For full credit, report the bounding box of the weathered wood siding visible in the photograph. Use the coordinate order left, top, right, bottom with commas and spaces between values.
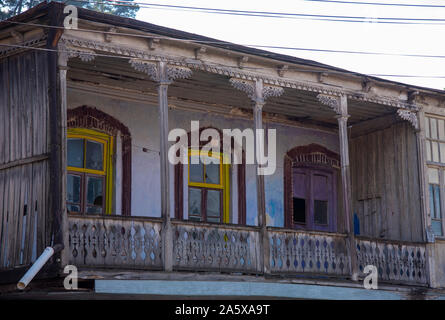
350, 122, 423, 242
0, 51, 50, 269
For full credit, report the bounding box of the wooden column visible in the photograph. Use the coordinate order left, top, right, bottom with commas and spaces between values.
129, 59, 192, 272
157, 61, 173, 272
56, 45, 68, 266
414, 109, 432, 242
337, 96, 359, 281
317, 93, 358, 281
253, 80, 269, 274
229, 78, 283, 274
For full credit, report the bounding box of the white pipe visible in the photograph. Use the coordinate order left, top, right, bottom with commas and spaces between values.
17, 246, 55, 290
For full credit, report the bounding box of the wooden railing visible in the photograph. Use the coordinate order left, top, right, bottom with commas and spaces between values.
355, 237, 427, 285
172, 220, 261, 273
67, 216, 428, 285
68, 215, 163, 269
268, 228, 351, 276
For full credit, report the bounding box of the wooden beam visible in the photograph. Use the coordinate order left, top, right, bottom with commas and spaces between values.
0, 154, 49, 171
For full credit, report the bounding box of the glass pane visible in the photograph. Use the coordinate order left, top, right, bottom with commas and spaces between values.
426, 141, 432, 161
67, 174, 81, 203
207, 189, 221, 221
85, 140, 104, 171
429, 184, 436, 219
431, 118, 438, 139
189, 155, 204, 183
86, 176, 103, 206
67, 204, 80, 213
434, 185, 441, 219
432, 220, 443, 236
439, 119, 445, 141
440, 143, 445, 163
205, 163, 220, 184
189, 187, 202, 219
314, 200, 328, 225
86, 206, 102, 214
425, 117, 430, 138
429, 168, 439, 184
293, 198, 306, 224
67, 138, 84, 168
432, 142, 439, 162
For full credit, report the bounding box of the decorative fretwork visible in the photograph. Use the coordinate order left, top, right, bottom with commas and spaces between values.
68, 216, 163, 269
292, 152, 340, 169
356, 239, 427, 285
229, 78, 284, 102
129, 59, 192, 82
269, 230, 351, 276
173, 222, 260, 273
397, 109, 419, 130
317, 94, 341, 114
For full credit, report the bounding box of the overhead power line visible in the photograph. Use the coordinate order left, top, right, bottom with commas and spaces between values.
66, 0, 445, 25
1, 42, 445, 80
303, 0, 445, 8
4, 20, 445, 60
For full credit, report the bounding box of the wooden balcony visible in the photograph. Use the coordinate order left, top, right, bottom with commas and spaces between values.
67, 215, 428, 286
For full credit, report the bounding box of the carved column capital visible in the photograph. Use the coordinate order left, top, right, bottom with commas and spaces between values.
229, 78, 284, 104
397, 109, 419, 130
129, 59, 192, 83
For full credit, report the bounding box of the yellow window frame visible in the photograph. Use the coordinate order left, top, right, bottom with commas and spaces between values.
67, 128, 114, 214
187, 149, 230, 223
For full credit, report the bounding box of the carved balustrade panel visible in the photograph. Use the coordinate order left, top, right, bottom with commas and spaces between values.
356, 239, 427, 285
68, 216, 162, 269
269, 229, 350, 276
173, 222, 261, 273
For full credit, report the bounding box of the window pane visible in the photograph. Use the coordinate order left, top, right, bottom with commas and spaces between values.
67, 138, 84, 168
293, 198, 306, 224
292, 171, 306, 198
86, 176, 103, 206
439, 119, 445, 141
432, 220, 443, 236
431, 118, 438, 139
432, 142, 440, 162
314, 200, 328, 225
67, 204, 81, 213
425, 117, 431, 138
86, 206, 102, 214
429, 168, 439, 184
429, 184, 436, 219
67, 174, 81, 203
85, 140, 104, 171
189, 187, 202, 220
426, 141, 432, 161
207, 189, 221, 222
189, 155, 204, 183
205, 163, 220, 184
434, 185, 441, 219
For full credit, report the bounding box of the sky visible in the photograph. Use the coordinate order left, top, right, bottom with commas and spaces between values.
136, 0, 445, 91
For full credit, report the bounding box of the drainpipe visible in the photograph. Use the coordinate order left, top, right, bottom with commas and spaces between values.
17, 244, 64, 290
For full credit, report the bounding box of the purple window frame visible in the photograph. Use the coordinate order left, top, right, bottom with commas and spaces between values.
290, 165, 337, 232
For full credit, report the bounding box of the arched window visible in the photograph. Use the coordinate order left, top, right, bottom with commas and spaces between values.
284, 144, 339, 232
187, 149, 230, 223
174, 127, 246, 225
67, 106, 132, 216
67, 128, 113, 214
